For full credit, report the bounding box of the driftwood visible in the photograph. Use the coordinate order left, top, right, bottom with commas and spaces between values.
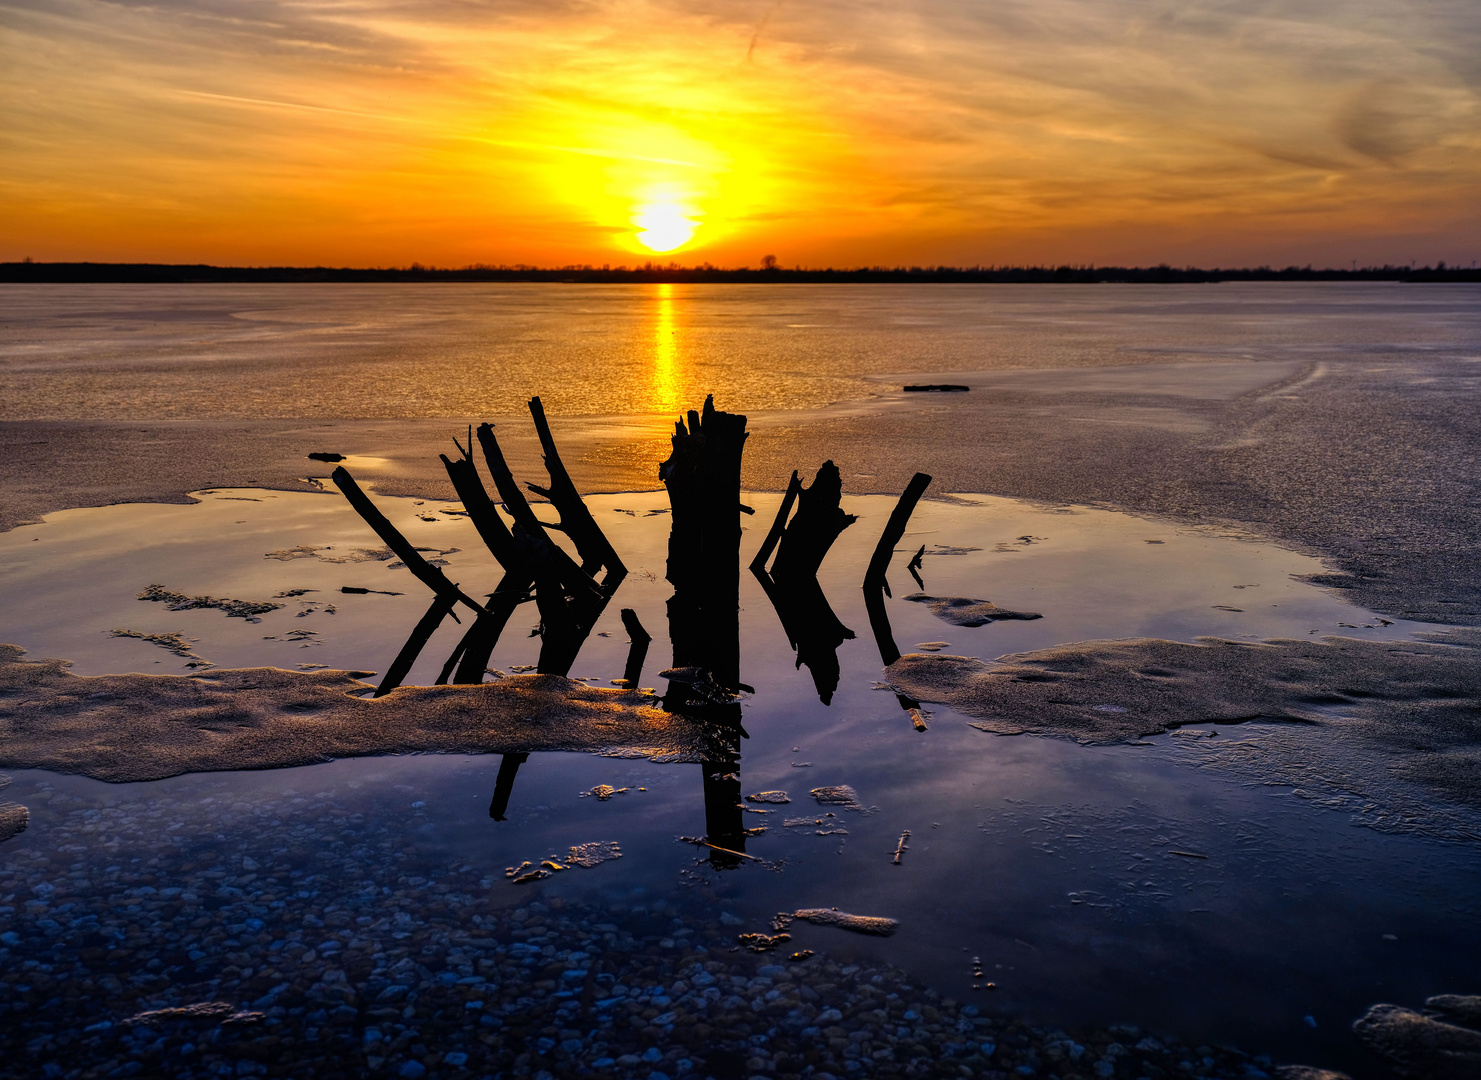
864, 472, 933, 596
330, 468, 486, 615
903, 384, 969, 393
768, 461, 857, 582
660, 396, 752, 868
475, 423, 605, 611
526, 397, 626, 581
892, 830, 911, 865
661, 395, 748, 692
442, 435, 522, 573
750, 471, 802, 572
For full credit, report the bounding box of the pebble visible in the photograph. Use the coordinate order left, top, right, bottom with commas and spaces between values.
0, 779, 1294, 1079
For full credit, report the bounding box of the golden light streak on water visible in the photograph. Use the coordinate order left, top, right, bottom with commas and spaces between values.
650, 282, 682, 412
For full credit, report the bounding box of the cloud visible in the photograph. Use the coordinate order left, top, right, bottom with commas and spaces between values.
2, 0, 1479, 263
1334, 79, 1472, 164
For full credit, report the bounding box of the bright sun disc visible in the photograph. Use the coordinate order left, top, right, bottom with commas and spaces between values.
634, 203, 698, 252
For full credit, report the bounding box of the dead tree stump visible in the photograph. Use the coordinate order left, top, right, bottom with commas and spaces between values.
769, 461, 857, 583
661, 395, 748, 691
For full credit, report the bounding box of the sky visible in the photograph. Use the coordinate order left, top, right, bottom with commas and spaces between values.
2, 0, 1479, 267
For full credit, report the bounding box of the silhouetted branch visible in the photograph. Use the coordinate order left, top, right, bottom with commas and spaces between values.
864, 472, 933, 597
524, 396, 626, 582
442, 446, 523, 574
749, 471, 802, 572
771, 461, 857, 582
475, 423, 605, 612
331, 467, 487, 615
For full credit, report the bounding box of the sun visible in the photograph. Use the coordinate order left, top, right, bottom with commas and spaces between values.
634, 201, 699, 253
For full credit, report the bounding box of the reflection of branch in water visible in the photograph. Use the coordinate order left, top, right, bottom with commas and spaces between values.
907, 544, 926, 590
752, 566, 854, 705
619, 608, 651, 690
864, 583, 930, 732
750, 470, 802, 572
489, 752, 528, 821
376, 593, 459, 697
444, 576, 533, 684
750, 462, 857, 704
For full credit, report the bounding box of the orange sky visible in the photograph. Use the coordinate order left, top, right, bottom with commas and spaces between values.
2, 0, 1479, 267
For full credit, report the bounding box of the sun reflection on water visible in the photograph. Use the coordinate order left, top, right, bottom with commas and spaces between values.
651, 282, 682, 413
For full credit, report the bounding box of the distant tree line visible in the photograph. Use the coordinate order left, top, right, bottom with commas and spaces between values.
2, 261, 1478, 284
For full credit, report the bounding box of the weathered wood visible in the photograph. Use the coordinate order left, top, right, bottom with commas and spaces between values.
661, 395, 749, 691
524, 396, 626, 581
376, 592, 459, 697
749, 471, 802, 571
619, 608, 651, 690
892, 830, 911, 864
771, 461, 857, 582
475, 424, 604, 610
331, 467, 487, 615
863, 472, 933, 597
442, 447, 523, 574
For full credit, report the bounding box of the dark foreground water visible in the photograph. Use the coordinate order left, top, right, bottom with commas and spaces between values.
2, 486, 1478, 1079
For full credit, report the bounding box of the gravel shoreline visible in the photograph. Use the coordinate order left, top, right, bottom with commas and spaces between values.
1, 778, 1296, 1080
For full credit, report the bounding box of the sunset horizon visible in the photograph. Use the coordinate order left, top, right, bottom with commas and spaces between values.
5, 0, 1479, 269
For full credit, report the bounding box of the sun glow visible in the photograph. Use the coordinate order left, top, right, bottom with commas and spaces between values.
634, 201, 700, 253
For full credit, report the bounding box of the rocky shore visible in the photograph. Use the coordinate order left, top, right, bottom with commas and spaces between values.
1, 778, 1292, 1080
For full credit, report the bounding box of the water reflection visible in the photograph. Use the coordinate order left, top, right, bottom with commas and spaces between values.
650, 282, 682, 413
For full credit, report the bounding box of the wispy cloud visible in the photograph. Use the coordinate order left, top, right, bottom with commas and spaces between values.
1, 0, 1477, 264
